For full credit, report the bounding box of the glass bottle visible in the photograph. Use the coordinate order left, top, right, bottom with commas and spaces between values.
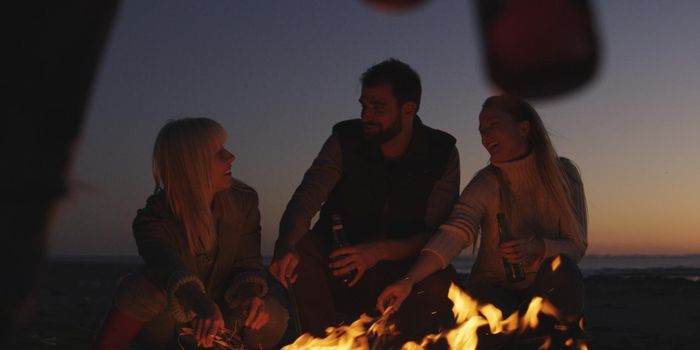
331, 214, 357, 284
497, 212, 526, 282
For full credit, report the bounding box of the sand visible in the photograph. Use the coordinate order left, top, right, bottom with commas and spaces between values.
3, 262, 699, 349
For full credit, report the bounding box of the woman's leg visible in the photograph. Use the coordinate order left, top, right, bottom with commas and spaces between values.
93, 304, 144, 350
94, 272, 168, 349
387, 265, 459, 346
462, 279, 526, 317
530, 255, 584, 323
226, 295, 289, 349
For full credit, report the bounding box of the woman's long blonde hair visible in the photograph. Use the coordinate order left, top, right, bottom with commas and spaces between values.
483, 95, 583, 232
152, 117, 233, 254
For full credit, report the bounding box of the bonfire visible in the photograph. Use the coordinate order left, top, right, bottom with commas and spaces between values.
177, 258, 587, 349
282, 256, 588, 350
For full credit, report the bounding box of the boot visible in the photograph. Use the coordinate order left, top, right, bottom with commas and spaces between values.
94, 304, 144, 350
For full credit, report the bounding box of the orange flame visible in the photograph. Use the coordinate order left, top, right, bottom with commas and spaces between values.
551, 256, 562, 272
283, 283, 585, 350
282, 314, 373, 350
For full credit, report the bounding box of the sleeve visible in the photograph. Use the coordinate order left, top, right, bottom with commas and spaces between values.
542, 158, 588, 262
132, 205, 205, 322
223, 190, 269, 309
132, 208, 191, 290
274, 134, 343, 257
423, 147, 461, 232
422, 168, 496, 268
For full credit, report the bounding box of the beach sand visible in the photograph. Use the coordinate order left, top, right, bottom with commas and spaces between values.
3, 262, 699, 349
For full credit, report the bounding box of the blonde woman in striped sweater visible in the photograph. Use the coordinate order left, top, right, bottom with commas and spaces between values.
378, 95, 587, 328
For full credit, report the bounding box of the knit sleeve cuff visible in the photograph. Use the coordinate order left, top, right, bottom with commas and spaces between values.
420, 248, 449, 269
166, 270, 205, 322
422, 229, 468, 269
223, 272, 269, 309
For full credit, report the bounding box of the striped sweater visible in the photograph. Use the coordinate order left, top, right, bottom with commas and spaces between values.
423, 152, 587, 289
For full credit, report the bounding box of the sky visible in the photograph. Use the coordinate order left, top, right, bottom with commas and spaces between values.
50, 0, 700, 257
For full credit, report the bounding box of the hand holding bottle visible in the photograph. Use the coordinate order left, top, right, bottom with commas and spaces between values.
499, 236, 545, 265
328, 242, 384, 287
497, 213, 526, 282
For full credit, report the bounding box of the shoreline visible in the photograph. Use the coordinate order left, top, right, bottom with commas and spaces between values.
47, 254, 700, 277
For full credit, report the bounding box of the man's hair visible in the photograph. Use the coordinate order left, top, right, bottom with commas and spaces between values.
361, 58, 422, 110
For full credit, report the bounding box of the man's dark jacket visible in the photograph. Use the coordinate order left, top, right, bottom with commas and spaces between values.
312, 117, 456, 245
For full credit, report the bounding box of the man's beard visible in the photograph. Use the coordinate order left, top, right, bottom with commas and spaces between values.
363, 115, 402, 145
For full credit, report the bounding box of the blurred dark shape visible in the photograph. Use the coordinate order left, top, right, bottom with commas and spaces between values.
1, 1, 119, 342
363, 0, 431, 13
476, 0, 600, 99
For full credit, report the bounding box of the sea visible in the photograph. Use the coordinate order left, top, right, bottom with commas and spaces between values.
52, 254, 700, 276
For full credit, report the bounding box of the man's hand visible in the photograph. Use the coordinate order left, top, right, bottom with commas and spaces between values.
499, 236, 545, 265
376, 277, 413, 314
328, 242, 385, 287
241, 297, 270, 330
268, 250, 300, 289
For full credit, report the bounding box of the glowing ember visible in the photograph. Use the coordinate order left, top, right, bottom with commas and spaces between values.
282, 283, 587, 350
178, 327, 242, 349
551, 256, 562, 271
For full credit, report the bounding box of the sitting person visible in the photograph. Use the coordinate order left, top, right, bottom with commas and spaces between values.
378, 95, 588, 338
268, 59, 461, 346
95, 117, 288, 349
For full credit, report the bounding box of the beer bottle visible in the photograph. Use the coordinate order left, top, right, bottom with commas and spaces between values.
497, 212, 526, 282
330, 214, 357, 284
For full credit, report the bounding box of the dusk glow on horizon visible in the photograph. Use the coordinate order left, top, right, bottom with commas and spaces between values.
51, 0, 700, 257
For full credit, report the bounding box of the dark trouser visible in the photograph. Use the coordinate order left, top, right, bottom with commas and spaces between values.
108, 272, 288, 349
464, 255, 585, 324
290, 233, 458, 345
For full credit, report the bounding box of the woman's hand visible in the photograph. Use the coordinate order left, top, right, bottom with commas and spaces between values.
177, 282, 224, 348
192, 300, 224, 348
328, 242, 385, 287
499, 236, 544, 265
241, 296, 270, 330
376, 277, 414, 314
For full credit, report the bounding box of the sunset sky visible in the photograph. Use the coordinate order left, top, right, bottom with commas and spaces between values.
50, 0, 700, 257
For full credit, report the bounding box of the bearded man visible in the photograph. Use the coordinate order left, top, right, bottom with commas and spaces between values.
269, 58, 460, 345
